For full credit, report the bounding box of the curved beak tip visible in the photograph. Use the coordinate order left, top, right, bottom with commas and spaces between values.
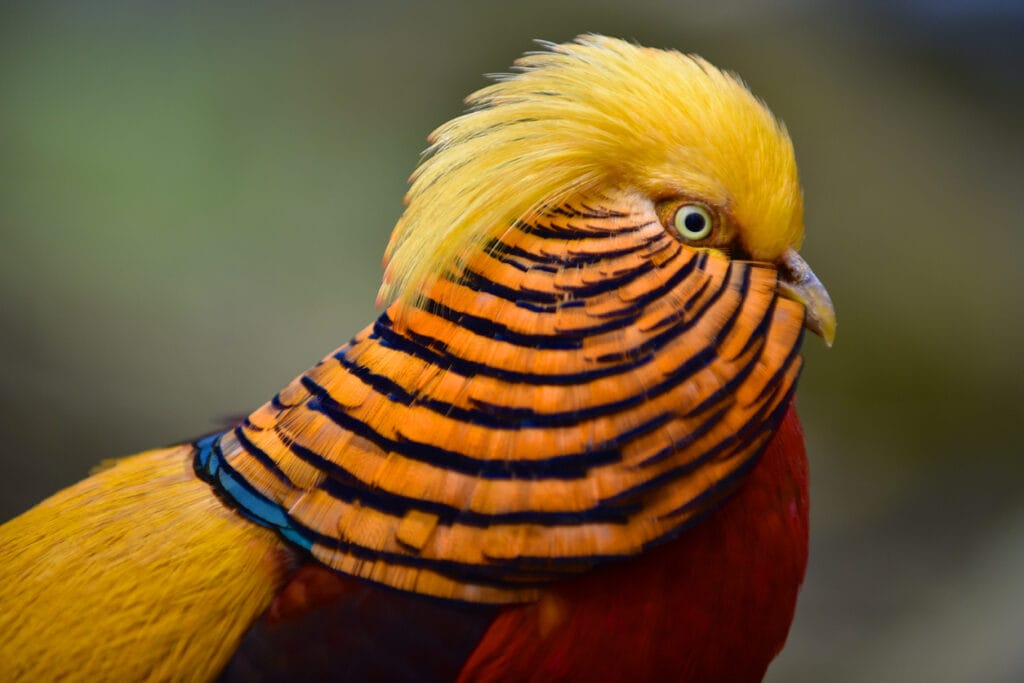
777, 249, 836, 348
815, 313, 837, 348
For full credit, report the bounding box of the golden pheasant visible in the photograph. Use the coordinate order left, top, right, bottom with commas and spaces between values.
0, 35, 834, 681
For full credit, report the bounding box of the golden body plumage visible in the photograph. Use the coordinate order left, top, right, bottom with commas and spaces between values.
0, 447, 291, 680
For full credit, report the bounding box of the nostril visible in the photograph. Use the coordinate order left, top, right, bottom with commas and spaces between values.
778, 249, 810, 284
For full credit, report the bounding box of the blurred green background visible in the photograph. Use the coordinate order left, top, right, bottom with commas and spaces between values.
2, 1, 1022, 680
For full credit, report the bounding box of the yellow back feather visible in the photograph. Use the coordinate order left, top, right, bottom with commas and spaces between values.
0, 446, 292, 681
380, 34, 803, 305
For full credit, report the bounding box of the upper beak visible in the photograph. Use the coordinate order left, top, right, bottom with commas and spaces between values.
776, 249, 836, 347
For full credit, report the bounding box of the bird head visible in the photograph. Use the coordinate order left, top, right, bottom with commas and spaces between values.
379, 34, 834, 345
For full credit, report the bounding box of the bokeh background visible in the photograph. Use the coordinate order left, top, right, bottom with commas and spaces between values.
2, 1, 1022, 680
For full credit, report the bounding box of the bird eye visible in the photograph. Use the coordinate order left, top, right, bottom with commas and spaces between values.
672, 204, 714, 241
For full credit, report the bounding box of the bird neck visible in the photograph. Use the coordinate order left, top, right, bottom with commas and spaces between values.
391, 190, 682, 340
213, 190, 804, 602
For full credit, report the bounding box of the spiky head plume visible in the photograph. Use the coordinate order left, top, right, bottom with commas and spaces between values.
379, 34, 803, 305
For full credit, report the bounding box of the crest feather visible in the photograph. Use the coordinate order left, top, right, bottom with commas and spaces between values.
378, 35, 801, 306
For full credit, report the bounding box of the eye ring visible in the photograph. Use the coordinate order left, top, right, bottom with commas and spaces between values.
672, 204, 714, 241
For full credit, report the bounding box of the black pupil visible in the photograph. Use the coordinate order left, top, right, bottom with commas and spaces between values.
684, 211, 706, 233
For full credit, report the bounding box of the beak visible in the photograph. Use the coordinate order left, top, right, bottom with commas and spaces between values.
776, 249, 836, 347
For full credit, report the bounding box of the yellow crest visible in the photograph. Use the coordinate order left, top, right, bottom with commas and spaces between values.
380, 34, 803, 305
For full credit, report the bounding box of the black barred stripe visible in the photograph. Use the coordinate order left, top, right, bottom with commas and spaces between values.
513, 219, 655, 240
642, 237, 676, 259
300, 375, 680, 479
606, 436, 774, 565
483, 477, 757, 569
306, 382, 796, 584
301, 518, 574, 587
448, 268, 559, 306
233, 426, 294, 486
334, 341, 715, 429
489, 252, 531, 273
550, 204, 629, 219
516, 299, 579, 314
483, 241, 692, 317
277, 341, 788, 526
420, 298, 584, 350
602, 352, 798, 507
735, 296, 777, 360
711, 271, 751, 344
481, 424, 772, 570
661, 455, 761, 524
589, 380, 796, 520
445, 270, 647, 332
372, 316, 655, 385
271, 387, 311, 410
278, 436, 638, 527
682, 276, 712, 312
453, 244, 692, 332
195, 436, 296, 532
633, 404, 732, 467
206, 441, 566, 588
582, 247, 698, 321
485, 237, 653, 268
453, 257, 656, 306
751, 323, 805, 407
657, 383, 797, 521
374, 263, 743, 390
380, 253, 708, 378
596, 262, 743, 363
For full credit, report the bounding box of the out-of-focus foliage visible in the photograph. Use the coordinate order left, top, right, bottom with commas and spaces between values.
1, 2, 1021, 681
